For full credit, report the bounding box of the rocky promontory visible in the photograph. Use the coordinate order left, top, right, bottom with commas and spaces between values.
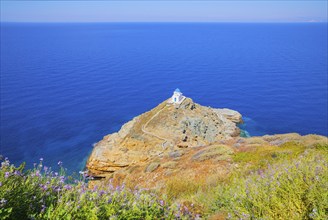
86, 97, 242, 176
86, 96, 327, 190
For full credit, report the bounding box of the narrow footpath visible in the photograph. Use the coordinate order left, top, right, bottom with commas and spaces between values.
141, 105, 170, 149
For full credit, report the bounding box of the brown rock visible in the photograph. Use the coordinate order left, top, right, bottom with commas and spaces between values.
86, 97, 243, 180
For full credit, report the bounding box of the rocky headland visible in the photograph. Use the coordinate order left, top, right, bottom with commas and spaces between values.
86, 96, 327, 189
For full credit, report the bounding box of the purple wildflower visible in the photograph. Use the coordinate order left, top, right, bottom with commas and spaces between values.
0, 182, 2, 187
40, 184, 48, 191
246, 189, 250, 196
175, 212, 181, 218
79, 171, 88, 179
99, 190, 105, 196
35, 170, 41, 177
58, 161, 63, 166
0, 198, 7, 205
1, 158, 10, 167
59, 176, 65, 183
40, 158, 43, 161
43, 166, 48, 172
4, 172, 9, 178
64, 185, 72, 190
242, 212, 248, 219
41, 204, 46, 213
184, 206, 189, 213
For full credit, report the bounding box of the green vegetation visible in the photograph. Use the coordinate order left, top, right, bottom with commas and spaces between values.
166, 143, 328, 219
233, 141, 306, 171
213, 150, 328, 219
0, 159, 192, 220
1, 142, 327, 219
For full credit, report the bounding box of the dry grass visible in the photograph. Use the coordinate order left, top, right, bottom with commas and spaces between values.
165, 177, 202, 201
244, 137, 267, 145
191, 145, 233, 162
301, 134, 328, 147
90, 134, 328, 219
233, 141, 306, 166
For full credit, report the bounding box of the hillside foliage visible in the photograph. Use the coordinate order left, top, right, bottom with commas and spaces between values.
1, 143, 327, 219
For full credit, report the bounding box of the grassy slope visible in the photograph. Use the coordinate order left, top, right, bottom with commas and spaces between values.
164, 142, 328, 219
1, 140, 327, 219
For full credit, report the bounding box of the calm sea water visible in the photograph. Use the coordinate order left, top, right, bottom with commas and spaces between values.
1, 23, 327, 172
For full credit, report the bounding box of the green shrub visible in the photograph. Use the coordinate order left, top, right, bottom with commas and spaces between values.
213, 150, 328, 219
0, 158, 190, 220
314, 143, 328, 151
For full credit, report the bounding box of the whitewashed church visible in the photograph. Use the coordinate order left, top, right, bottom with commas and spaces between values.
169, 88, 186, 104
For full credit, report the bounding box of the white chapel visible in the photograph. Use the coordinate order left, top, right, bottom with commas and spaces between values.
170, 88, 185, 104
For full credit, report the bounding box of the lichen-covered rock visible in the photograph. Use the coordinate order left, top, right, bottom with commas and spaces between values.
145, 162, 160, 172
162, 161, 178, 169
168, 151, 184, 158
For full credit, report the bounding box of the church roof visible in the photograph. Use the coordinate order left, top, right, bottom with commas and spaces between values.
175, 88, 181, 93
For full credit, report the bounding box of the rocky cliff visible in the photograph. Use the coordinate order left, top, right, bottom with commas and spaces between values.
86, 97, 327, 190
86, 98, 242, 177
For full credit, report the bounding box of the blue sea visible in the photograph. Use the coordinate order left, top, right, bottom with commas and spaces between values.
1, 23, 327, 173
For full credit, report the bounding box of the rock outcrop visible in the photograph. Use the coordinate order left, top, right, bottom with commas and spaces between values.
86, 97, 327, 190
86, 98, 242, 177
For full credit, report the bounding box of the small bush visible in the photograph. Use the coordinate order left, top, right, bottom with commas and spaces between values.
314, 143, 328, 151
